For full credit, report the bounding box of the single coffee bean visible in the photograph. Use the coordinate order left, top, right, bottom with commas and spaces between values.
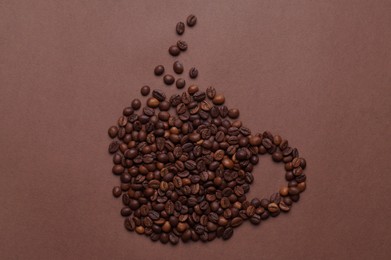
273, 135, 282, 145
177, 40, 188, 51
222, 227, 233, 240
268, 203, 279, 213
212, 94, 225, 105
173, 61, 184, 74
206, 86, 216, 99
176, 78, 186, 89
228, 108, 240, 119
140, 85, 150, 96
176, 21, 185, 35
108, 126, 119, 138
250, 214, 261, 225
154, 65, 165, 76
272, 151, 283, 162
131, 99, 141, 110
279, 186, 289, 196
189, 67, 198, 79
186, 14, 197, 27
152, 89, 166, 101
169, 45, 180, 56
297, 182, 306, 192
231, 217, 243, 227
279, 201, 290, 212
121, 207, 132, 216
112, 186, 122, 197
163, 74, 175, 85
146, 99, 159, 110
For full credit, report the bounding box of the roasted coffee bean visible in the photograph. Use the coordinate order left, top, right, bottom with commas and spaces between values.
147, 97, 160, 108
169, 45, 180, 56
231, 217, 243, 227
131, 99, 141, 110
228, 108, 240, 119
140, 85, 150, 96
176, 22, 185, 35
108, 141, 120, 154
212, 94, 225, 105
186, 14, 197, 27
163, 74, 175, 85
272, 151, 283, 162
173, 61, 184, 74
267, 203, 279, 213
108, 126, 119, 138
176, 78, 186, 89
152, 89, 166, 101
222, 227, 233, 240
177, 40, 188, 51
250, 214, 261, 225
112, 186, 122, 197
154, 65, 165, 76
189, 67, 198, 79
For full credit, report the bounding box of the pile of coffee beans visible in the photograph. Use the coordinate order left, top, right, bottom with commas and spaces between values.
107, 15, 307, 245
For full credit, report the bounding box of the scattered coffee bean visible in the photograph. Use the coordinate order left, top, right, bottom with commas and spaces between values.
169, 45, 180, 56
163, 74, 175, 85
112, 186, 122, 197
212, 94, 225, 105
186, 14, 197, 27
131, 99, 141, 110
108, 126, 119, 138
176, 22, 185, 35
154, 65, 165, 76
140, 85, 150, 96
176, 78, 186, 89
228, 108, 239, 119
189, 67, 198, 79
177, 40, 188, 51
173, 61, 184, 74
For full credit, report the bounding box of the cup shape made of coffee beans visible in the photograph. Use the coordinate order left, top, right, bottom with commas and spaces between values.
108, 86, 307, 245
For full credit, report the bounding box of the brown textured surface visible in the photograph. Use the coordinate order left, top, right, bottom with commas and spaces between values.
1, 1, 391, 259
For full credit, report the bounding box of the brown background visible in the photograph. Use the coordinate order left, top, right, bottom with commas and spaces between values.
1, 0, 390, 259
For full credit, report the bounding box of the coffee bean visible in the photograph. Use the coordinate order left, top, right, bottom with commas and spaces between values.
169, 45, 180, 56
250, 214, 261, 225
272, 151, 283, 162
177, 40, 188, 51
131, 99, 141, 110
228, 108, 240, 119
206, 86, 216, 99
108, 126, 119, 138
279, 186, 289, 196
176, 78, 186, 89
297, 182, 306, 192
140, 85, 150, 96
186, 14, 197, 27
176, 22, 185, 35
108, 141, 120, 154
154, 65, 165, 76
267, 203, 279, 213
189, 67, 198, 79
279, 201, 290, 212
112, 186, 122, 197
152, 89, 166, 102
231, 217, 243, 227
163, 74, 175, 85
212, 94, 225, 105
173, 61, 183, 74
222, 227, 233, 240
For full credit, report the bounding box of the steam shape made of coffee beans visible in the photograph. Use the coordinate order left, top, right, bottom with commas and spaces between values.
108, 14, 307, 245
